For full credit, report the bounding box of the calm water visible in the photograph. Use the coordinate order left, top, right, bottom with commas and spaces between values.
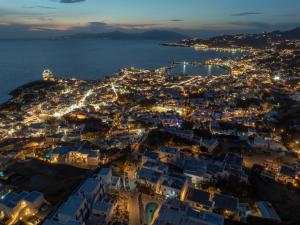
0, 39, 241, 103
167, 64, 226, 76
146, 202, 158, 224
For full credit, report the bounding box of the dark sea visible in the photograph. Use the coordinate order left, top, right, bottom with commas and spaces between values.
0, 39, 242, 103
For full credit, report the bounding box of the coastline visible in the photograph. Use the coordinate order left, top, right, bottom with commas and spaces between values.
0, 39, 243, 105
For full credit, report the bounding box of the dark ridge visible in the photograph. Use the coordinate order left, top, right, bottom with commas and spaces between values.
61, 30, 190, 41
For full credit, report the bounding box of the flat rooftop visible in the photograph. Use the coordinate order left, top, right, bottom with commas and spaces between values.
78, 178, 100, 194
186, 207, 224, 225
58, 195, 85, 217
185, 188, 212, 208
159, 146, 178, 154
98, 167, 111, 176
256, 201, 281, 221
213, 193, 239, 213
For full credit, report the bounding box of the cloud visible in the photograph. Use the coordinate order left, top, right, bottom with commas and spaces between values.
229, 21, 271, 30
23, 6, 57, 10
37, 6, 57, 9
59, 0, 86, 3
0, 8, 45, 18
77, 21, 168, 32
22, 6, 34, 9
113, 23, 164, 29
0, 21, 113, 39
170, 19, 184, 22
279, 13, 300, 17
227, 21, 300, 32
231, 12, 262, 17
0, 20, 174, 38
1, 19, 299, 39
83, 21, 115, 32
37, 17, 54, 22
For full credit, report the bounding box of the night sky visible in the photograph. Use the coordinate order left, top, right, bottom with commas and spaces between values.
0, 0, 300, 38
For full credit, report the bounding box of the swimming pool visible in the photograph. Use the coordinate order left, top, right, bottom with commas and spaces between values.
145, 202, 158, 224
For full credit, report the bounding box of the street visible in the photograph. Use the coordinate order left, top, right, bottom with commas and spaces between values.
127, 192, 141, 225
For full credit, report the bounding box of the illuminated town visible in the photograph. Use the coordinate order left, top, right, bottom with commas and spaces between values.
0, 28, 299, 225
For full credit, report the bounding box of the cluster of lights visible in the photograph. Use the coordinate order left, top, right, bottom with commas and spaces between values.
273, 75, 281, 81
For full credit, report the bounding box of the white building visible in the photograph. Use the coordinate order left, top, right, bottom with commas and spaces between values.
156, 173, 189, 200
92, 201, 114, 224
158, 146, 180, 165
142, 160, 169, 174
67, 149, 100, 167
248, 137, 287, 152
49, 147, 100, 167
111, 176, 122, 191
56, 195, 89, 224
200, 138, 219, 153
44, 219, 83, 225
97, 167, 112, 193
77, 178, 101, 205
255, 201, 281, 222
165, 128, 194, 141
0, 191, 44, 223
142, 150, 159, 164
153, 200, 224, 225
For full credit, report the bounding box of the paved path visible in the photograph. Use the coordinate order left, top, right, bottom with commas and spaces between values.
127, 192, 141, 225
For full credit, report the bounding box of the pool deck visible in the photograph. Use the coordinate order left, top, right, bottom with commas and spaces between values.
142, 194, 164, 224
